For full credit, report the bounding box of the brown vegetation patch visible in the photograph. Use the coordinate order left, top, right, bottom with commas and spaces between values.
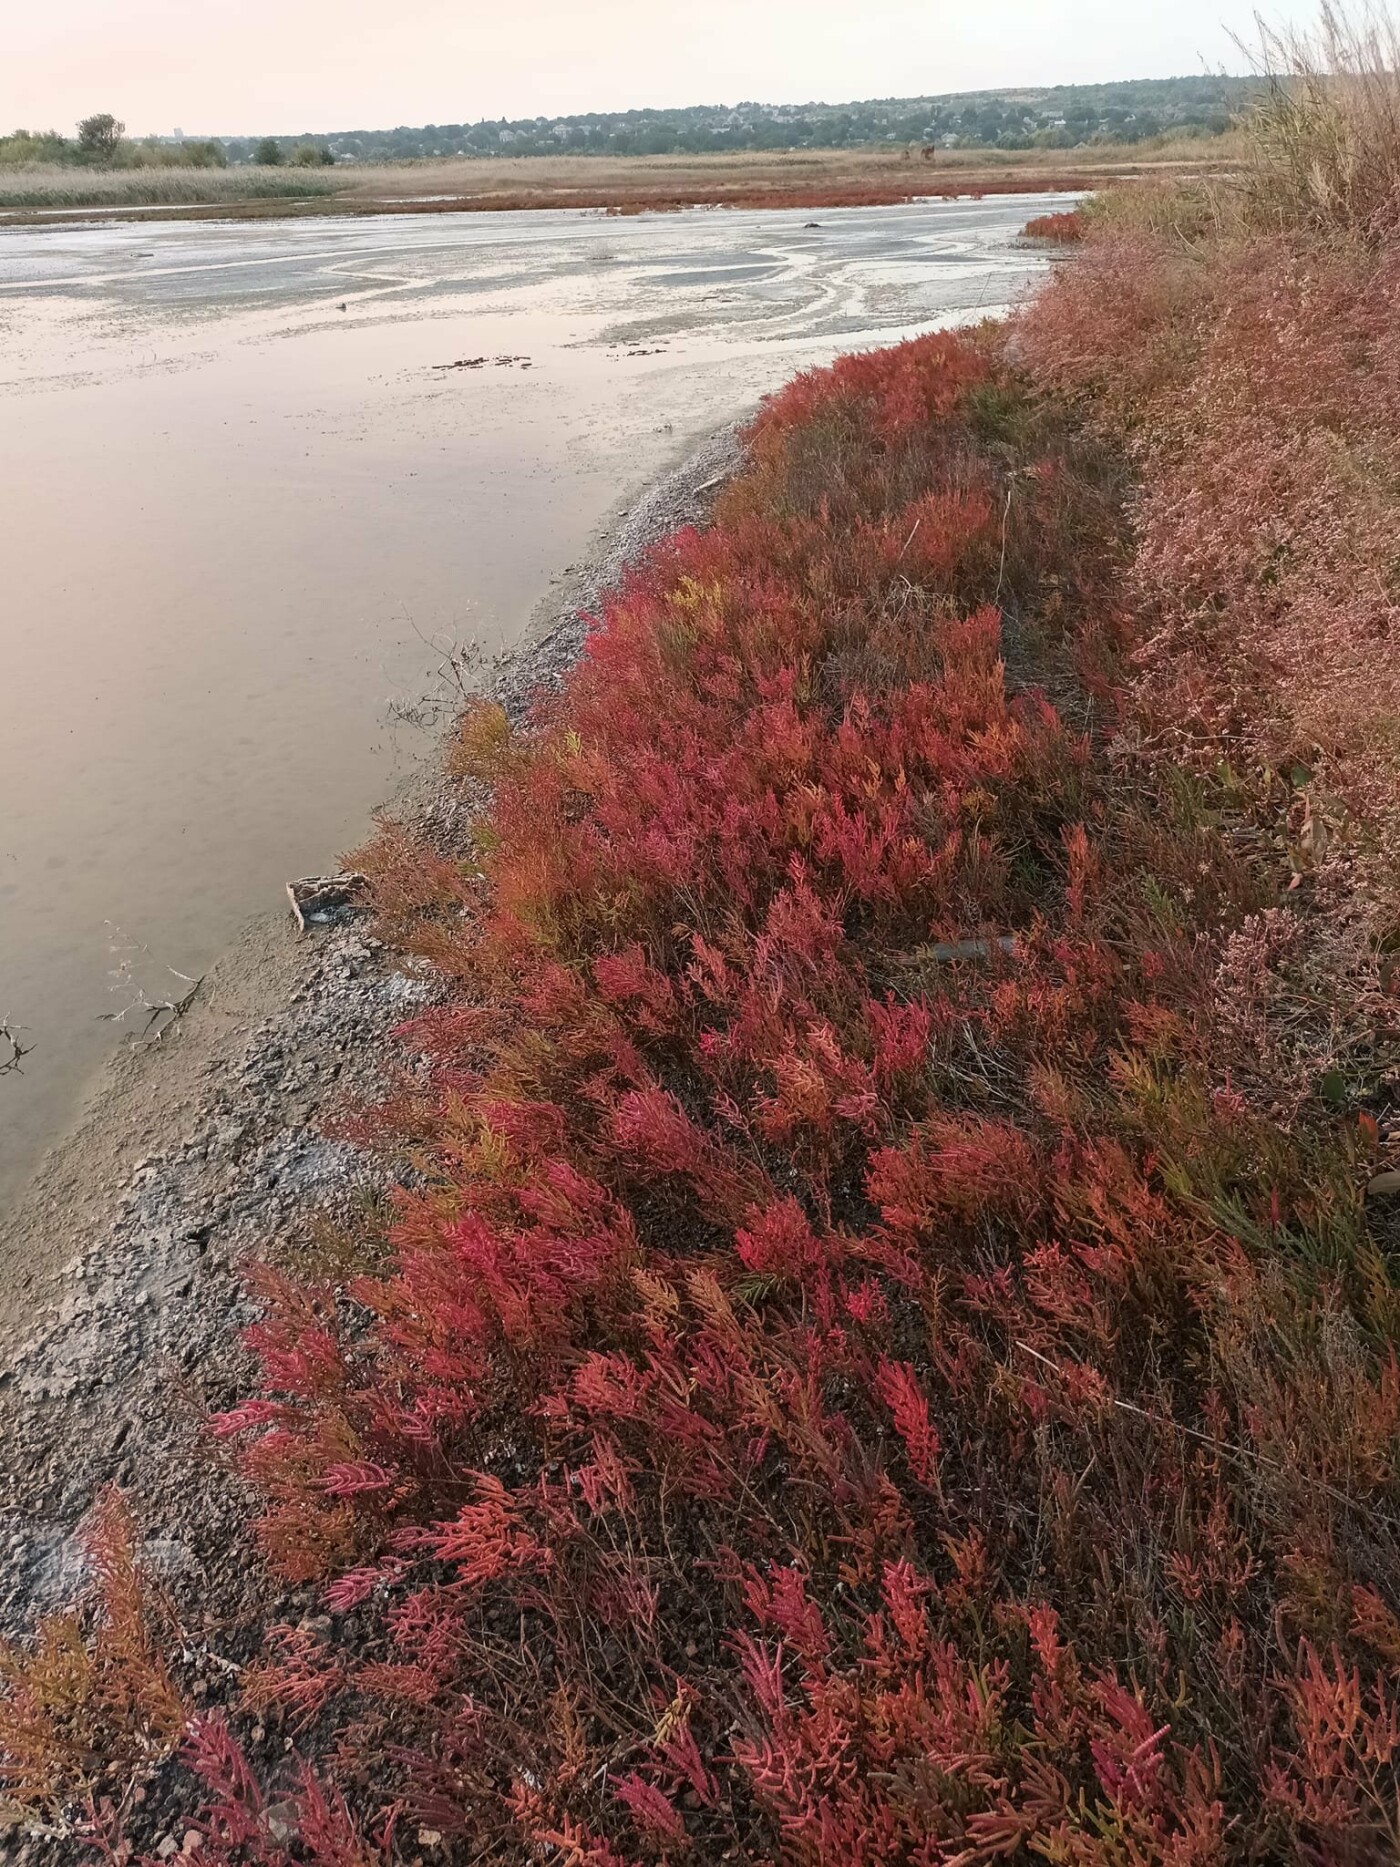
2, 139, 1236, 224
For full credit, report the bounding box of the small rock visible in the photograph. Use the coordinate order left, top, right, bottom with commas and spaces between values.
264, 1801, 297, 1845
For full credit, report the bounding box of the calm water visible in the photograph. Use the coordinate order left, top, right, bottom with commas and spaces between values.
0, 194, 1064, 1209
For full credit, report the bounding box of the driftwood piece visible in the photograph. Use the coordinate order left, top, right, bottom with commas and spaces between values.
0, 1018, 31, 1075
286, 872, 370, 935
96, 974, 202, 1044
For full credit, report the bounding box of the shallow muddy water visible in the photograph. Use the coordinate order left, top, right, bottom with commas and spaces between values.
0, 194, 1065, 1211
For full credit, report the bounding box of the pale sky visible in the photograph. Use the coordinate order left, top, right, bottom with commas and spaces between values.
5, 1, 1319, 137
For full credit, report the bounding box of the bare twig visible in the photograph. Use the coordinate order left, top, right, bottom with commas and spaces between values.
98, 925, 203, 1045
404, 610, 482, 707
0, 1017, 32, 1075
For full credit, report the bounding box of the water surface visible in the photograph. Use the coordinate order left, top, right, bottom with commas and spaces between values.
0, 195, 1065, 1209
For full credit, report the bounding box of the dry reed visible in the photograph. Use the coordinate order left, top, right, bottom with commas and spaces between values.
0, 165, 341, 212
1244, 1, 1400, 234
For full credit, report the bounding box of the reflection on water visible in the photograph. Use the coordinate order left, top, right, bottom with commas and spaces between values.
0, 195, 1064, 1209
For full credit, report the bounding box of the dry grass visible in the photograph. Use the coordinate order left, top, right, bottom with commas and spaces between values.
1090, 4, 1400, 245
1016, 7, 1400, 1142
0, 1492, 187, 1831
0, 164, 340, 213
1244, 0, 1400, 234
338, 137, 1232, 200
1, 137, 1236, 223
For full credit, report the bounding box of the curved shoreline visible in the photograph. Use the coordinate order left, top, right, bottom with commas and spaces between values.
0, 179, 1086, 230
0, 424, 741, 1653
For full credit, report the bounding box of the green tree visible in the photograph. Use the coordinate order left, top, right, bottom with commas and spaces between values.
76, 113, 124, 161
182, 139, 228, 168
292, 140, 333, 167
0, 129, 71, 165
254, 136, 283, 166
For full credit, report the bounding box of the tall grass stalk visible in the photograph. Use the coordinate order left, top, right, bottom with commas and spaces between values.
1245, 1, 1400, 234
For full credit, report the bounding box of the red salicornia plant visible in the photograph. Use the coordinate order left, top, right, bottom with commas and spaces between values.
189, 323, 1400, 1862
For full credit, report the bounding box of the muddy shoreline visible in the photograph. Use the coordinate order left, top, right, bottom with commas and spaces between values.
0, 423, 740, 1855
0, 178, 1082, 230
4, 194, 1061, 1217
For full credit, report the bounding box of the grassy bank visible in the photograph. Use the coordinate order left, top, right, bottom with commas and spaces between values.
7, 19, 1400, 1861
0, 166, 342, 211
0, 139, 1232, 221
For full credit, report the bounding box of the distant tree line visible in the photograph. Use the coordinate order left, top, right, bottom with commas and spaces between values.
222, 76, 1254, 164
2, 78, 1257, 174
0, 113, 226, 168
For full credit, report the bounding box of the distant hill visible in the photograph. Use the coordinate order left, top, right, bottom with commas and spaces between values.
220, 75, 1257, 165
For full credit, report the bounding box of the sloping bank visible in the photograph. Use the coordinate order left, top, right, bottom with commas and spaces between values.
6, 244, 1400, 1859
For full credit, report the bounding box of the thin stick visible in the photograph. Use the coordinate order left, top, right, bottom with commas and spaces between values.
894, 515, 923, 565
994, 484, 1014, 607
0, 1017, 32, 1074
1013, 1339, 1398, 1529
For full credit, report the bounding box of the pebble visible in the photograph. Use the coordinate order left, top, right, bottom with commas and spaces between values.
265, 1802, 297, 1845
